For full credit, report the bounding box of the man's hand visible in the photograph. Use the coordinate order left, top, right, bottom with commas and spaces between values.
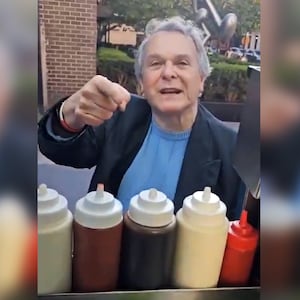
62, 75, 131, 129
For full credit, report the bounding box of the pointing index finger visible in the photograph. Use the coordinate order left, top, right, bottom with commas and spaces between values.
93, 75, 130, 107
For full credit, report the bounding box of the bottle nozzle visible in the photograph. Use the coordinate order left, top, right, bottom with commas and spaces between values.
149, 188, 157, 200
240, 210, 248, 227
38, 184, 48, 196
202, 186, 211, 202
95, 183, 105, 200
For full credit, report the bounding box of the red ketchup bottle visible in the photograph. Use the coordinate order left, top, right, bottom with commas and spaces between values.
218, 210, 259, 287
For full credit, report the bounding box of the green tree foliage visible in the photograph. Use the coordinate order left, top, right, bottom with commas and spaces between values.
214, 0, 260, 35
102, 0, 193, 32
100, 0, 259, 41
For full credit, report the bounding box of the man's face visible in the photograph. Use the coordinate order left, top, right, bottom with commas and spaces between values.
141, 31, 205, 115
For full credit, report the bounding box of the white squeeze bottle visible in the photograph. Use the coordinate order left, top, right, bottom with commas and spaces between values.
37, 184, 73, 295
173, 187, 229, 288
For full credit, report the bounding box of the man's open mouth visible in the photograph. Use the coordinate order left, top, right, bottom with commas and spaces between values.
159, 88, 182, 94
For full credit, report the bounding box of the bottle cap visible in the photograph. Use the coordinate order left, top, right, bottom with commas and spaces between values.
38, 184, 70, 230
181, 187, 227, 227
228, 210, 259, 250
128, 188, 174, 227
75, 184, 123, 229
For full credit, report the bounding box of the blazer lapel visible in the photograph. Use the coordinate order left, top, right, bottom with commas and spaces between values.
174, 106, 221, 212
106, 98, 152, 195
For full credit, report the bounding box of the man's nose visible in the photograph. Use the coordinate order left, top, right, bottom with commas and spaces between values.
161, 61, 177, 80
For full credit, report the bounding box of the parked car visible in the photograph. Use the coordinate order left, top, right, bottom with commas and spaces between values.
239, 48, 246, 56
207, 46, 218, 55
245, 49, 260, 63
225, 47, 244, 59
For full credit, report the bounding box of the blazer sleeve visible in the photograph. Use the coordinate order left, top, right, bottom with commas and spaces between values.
38, 100, 107, 169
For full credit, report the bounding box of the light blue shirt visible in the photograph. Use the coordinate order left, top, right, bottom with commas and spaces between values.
117, 119, 191, 211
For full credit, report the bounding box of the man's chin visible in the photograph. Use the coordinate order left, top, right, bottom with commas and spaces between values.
152, 104, 187, 115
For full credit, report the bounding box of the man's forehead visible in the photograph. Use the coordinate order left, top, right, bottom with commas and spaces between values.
146, 53, 193, 60
148, 30, 193, 43
145, 32, 197, 56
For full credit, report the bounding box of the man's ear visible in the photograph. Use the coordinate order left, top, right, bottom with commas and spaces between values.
199, 77, 205, 97
137, 81, 144, 96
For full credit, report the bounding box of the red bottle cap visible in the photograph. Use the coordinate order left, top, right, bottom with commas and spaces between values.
227, 210, 259, 251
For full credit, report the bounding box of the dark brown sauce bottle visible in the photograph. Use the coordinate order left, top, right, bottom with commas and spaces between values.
119, 188, 176, 290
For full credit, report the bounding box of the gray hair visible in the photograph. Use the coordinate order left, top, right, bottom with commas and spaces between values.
134, 16, 211, 81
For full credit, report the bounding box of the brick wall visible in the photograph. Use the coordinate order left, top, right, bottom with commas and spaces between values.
39, 0, 97, 108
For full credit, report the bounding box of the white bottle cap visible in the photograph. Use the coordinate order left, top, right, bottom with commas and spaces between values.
75, 184, 123, 229
38, 184, 70, 230
181, 187, 227, 227
128, 188, 174, 227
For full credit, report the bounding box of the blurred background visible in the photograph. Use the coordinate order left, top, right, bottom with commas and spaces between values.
0, 0, 300, 298
261, 0, 300, 299
0, 1, 37, 298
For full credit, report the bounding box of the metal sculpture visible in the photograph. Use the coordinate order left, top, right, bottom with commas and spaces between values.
192, 0, 237, 45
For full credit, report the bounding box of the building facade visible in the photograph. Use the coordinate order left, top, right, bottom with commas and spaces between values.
39, 0, 98, 109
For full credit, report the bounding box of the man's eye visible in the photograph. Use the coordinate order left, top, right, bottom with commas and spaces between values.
151, 61, 161, 66
178, 61, 189, 66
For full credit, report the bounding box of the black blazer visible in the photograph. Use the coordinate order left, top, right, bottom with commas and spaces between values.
38, 95, 244, 220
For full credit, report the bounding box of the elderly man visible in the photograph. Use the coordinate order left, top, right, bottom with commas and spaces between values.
38, 17, 243, 220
